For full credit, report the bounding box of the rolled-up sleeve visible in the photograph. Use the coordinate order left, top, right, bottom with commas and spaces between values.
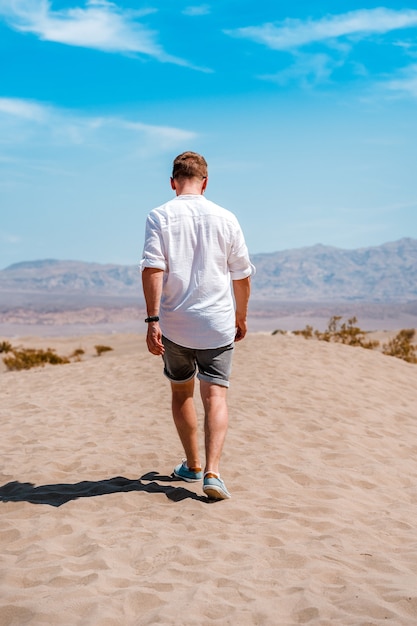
228, 223, 256, 280
139, 212, 167, 273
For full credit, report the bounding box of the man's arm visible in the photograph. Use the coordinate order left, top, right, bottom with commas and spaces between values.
232, 276, 251, 342
142, 267, 165, 355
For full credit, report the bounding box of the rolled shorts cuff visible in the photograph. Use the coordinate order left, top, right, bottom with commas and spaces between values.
197, 372, 230, 388
163, 369, 196, 384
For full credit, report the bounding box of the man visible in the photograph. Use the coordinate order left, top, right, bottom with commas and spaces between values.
140, 151, 254, 500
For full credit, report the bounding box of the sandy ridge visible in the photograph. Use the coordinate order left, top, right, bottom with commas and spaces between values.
1, 333, 417, 625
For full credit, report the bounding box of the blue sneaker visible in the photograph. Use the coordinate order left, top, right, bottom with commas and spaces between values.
203, 472, 231, 500
173, 460, 203, 483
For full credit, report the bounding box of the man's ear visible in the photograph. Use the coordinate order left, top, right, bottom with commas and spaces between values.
202, 177, 208, 193
170, 177, 176, 190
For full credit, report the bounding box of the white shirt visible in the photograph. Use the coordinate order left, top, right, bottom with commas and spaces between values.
140, 194, 255, 349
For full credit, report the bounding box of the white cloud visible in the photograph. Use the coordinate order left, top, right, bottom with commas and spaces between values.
0, 97, 49, 122
0, 0, 192, 66
0, 97, 197, 148
0, 230, 22, 245
226, 8, 417, 50
260, 52, 338, 87
225, 8, 417, 89
183, 5, 211, 17
383, 63, 417, 98
120, 119, 197, 144
392, 39, 417, 62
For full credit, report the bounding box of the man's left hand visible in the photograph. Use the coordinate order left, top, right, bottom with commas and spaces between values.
146, 323, 165, 355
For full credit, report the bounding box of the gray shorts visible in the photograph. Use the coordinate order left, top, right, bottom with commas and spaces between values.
162, 336, 234, 388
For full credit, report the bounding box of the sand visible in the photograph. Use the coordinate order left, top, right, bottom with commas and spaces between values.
1, 331, 417, 625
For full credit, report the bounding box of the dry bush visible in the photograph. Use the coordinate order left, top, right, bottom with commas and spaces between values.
274, 316, 379, 351
95, 345, 113, 356
3, 348, 70, 371
293, 325, 314, 339
1, 342, 112, 371
272, 315, 417, 364
315, 316, 379, 350
70, 348, 85, 362
382, 329, 417, 364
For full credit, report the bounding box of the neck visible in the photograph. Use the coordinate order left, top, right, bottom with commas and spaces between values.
176, 183, 204, 196
171, 177, 207, 196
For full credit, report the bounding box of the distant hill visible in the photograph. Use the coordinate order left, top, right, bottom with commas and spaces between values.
0, 259, 138, 298
251, 238, 417, 302
1, 238, 416, 310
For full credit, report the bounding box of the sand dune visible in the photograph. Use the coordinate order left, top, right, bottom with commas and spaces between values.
1, 332, 417, 625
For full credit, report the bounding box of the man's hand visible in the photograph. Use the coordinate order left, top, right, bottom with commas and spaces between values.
235, 317, 247, 342
233, 276, 250, 342
142, 267, 164, 355
146, 322, 165, 355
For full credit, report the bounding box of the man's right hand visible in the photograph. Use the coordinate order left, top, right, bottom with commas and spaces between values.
235, 317, 247, 342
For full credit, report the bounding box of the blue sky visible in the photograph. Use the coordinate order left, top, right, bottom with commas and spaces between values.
1, 0, 417, 268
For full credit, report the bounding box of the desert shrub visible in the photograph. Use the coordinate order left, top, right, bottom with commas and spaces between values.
315, 316, 379, 349
70, 348, 85, 361
279, 316, 379, 351
0, 341, 13, 353
271, 327, 314, 338
3, 348, 70, 371
95, 345, 113, 356
293, 325, 314, 339
272, 315, 417, 364
315, 315, 343, 342
382, 329, 417, 364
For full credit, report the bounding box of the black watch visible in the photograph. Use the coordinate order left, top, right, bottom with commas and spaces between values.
145, 316, 160, 323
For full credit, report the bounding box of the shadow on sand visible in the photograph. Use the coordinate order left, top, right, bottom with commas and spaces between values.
0, 472, 210, 507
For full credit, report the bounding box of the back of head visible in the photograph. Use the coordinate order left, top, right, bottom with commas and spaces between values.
172, 151, 208, 181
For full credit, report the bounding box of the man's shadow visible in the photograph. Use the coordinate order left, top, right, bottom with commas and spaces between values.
0, 472, 210, 507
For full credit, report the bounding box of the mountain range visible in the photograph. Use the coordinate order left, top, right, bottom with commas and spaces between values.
1, 238, 416, 309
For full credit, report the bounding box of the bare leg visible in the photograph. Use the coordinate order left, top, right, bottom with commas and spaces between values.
171, 379, 201, 470
199, 380, 228, 475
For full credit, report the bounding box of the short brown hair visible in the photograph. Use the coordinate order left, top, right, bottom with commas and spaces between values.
172, 151, 208, 180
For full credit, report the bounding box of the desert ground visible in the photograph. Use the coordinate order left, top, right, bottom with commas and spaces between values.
1, 329, 417, 625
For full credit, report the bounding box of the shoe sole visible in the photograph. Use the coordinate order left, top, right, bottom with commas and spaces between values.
203, 485, 231, 500
173, 471, 202, 483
